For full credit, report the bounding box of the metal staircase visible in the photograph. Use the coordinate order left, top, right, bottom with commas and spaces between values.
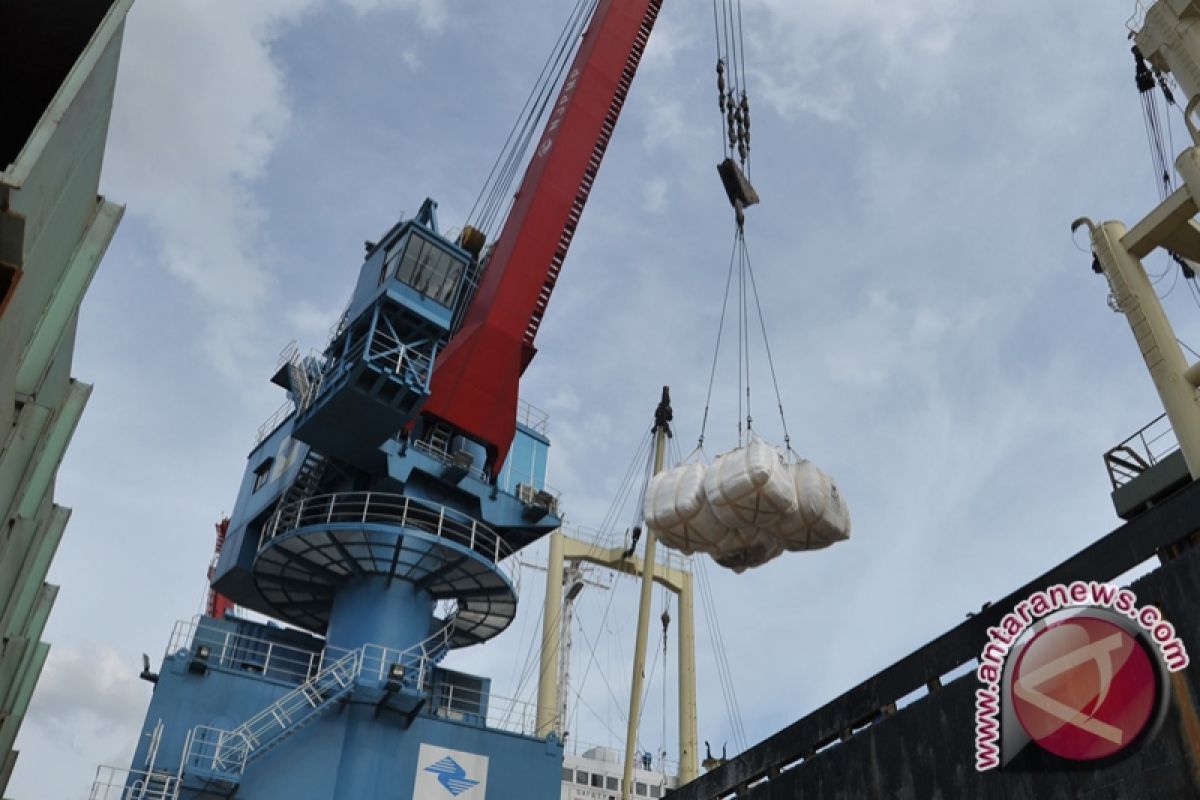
178, 622, 454, 792
181, 649, 359, 787
270, 449, 328, 535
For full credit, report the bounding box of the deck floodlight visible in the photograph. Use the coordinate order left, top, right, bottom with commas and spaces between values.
188, 644, 212, 675
385, 662, 406, 692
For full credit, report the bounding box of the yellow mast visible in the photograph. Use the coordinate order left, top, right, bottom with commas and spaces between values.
534, 388, 700, 786
1075, 1, 1200, 477
621, 388, 672, 800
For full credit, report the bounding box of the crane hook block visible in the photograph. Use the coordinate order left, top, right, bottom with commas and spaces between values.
717, 157, 760, 225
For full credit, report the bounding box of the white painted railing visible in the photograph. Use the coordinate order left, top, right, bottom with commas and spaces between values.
166, 617, 348, 685
89, 766, 180, 800
260, 492, 518, 576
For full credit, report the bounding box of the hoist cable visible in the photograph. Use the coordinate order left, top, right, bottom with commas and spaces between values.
740, 234, 752, 440
711, 0, 729, 158
736, 232, 746, 443
736, 0, 748, 100
696, 555, 748, 751
698, 233, 741, 448
468, 0, 586, 227
468, 0, 597, 240
479, 0, 593, 236
598, 429, 654, 538
742, 235, 794, 449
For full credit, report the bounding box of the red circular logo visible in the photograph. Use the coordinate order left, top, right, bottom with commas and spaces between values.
1011, 615, 1157, 761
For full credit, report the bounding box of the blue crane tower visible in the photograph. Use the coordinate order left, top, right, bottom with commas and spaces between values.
92, 1, 668, 797
101, 201, 562, 799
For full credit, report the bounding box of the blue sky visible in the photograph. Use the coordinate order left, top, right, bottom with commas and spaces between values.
11, 1, 1197, 796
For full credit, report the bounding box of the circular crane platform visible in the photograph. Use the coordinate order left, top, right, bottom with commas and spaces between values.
251, 492, 519, 648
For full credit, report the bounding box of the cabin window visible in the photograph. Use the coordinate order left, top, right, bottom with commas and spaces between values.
591, 774, 604, 788
649, 786, 661, 798
388, 235, 465, 307
561, 768, 573, 782
575, 770, 588, 785
606, 776, 619, 791
252, 458, 274, 491
635, 783, 648, 797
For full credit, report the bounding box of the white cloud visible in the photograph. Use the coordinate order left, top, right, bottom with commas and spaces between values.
23, 644, 148, 758
103, 1, 321, 384
643, 177, 669, 214
285, 299, 347, 343
337, 0, 449, 31
748, 0, 964, 121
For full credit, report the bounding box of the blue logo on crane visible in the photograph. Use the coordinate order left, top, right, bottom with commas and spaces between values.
424, 756, 480, 796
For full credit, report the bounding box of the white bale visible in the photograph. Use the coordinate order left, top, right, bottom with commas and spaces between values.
711, 527, 784, 573
703, 435, 798, 529
774, 461, 850, 551
772, 516, 832, 552
643, 463, 729, 555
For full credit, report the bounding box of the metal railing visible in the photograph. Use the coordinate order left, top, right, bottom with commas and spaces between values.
1104, 412, 1180, 490
181, 624, 457, 782
183, 649, 362, 780
167, 617, 345, 686
516, 482, 563, 517
365, 325, 433, 387
517, 398, 550, 436
359, 623, 453, 692
89, 766, 180, 800
412, 437, 489, 482
182, 725, 251, 781
428, 682, 540, 737
260, 491, 516, 569
253, 399, 296, 448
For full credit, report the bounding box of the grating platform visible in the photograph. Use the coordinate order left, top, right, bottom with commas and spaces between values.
252, 492, 518, 647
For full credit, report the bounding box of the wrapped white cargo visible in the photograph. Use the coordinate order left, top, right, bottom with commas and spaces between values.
711, 527, 784, 573
772, 516, 832, 552
775, 460, 851, 551
703, 434, 798, 529
643, 462, 729, 555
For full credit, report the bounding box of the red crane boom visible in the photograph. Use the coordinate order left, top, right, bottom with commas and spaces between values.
421, 0, 665, 470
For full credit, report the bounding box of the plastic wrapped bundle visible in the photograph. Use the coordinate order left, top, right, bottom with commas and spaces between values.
643, 462, 729, 555
774, 460, 850, 551
703, 435, 798, 529
711, 527, 784, 574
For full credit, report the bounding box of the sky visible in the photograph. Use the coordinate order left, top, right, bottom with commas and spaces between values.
10, 0, 1198, 796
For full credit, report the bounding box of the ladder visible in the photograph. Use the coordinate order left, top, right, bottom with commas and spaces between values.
182, 650, 360, 784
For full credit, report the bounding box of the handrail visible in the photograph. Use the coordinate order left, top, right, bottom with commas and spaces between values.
412, 437, 490, 482
253, 399, 296, 448
89, 765, 180, 800
260, 491, 516, 568
181, 624, 456, 783
1104, 412, 1180, 490
430, 682, 542, 738
167, 617, 339, 686
516, 398, 550, 436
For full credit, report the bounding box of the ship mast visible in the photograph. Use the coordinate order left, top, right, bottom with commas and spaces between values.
1078, 1, 1200, 476
622, 388, 673, 800
536, 389, 700, 784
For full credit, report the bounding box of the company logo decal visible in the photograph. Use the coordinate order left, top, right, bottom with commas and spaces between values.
974, 581, 1188, 771
414, 744, 488, 799
424, 756, 480, 797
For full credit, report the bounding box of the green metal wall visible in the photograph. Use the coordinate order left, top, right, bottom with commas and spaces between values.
0, 1, 131, 794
